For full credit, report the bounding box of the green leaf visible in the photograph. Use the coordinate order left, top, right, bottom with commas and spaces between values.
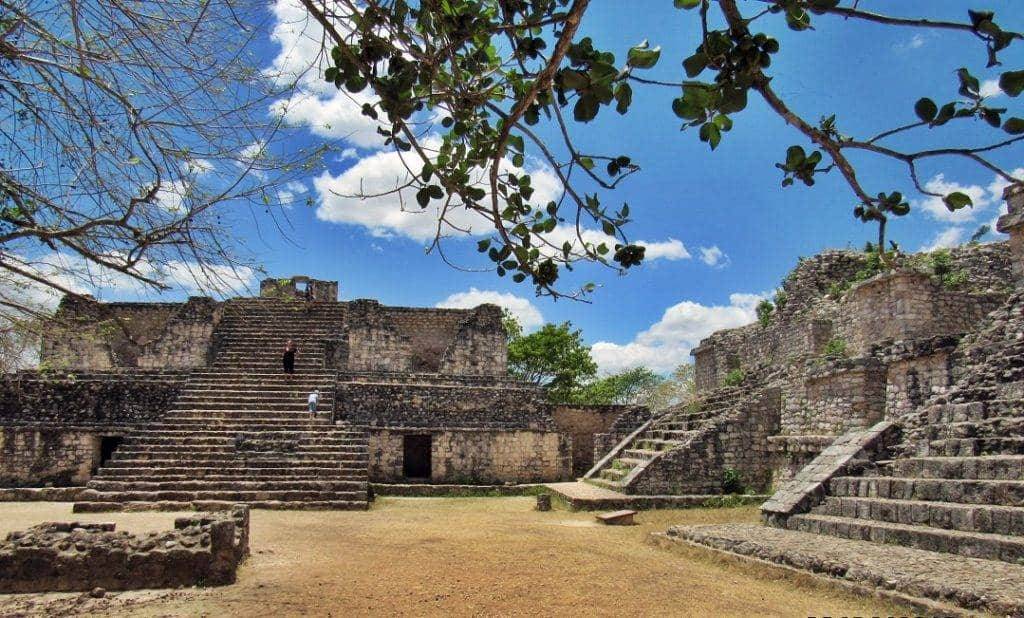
673, 0, 700, 9
627, 42, 661, 70
416, 187, 431, 208
785, 145, 806, 168
956, 67, 980, 98
1000, 70, 1024, 97
943, 192, 973, 211
573, 95, 599, 122
477, 239, 491, 252
682, 53, 707, 78
1004, 117, 1024, 134
559, 69, 589, 91
614, 83, 632, 115
914, 97, 938, 123
699, 123, 721, 150
579, 157, 595, 170
712, 114, 733, 132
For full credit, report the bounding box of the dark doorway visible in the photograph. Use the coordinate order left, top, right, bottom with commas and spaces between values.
403, 434, 432, 479
100, 436, 123, 466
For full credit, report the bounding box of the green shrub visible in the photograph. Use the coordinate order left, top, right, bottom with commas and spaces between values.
756, 299, 774, 326
722, 468, 746, 494
928, 249, 953, 277
773, 289, 788, 312
942, 270, 969, 288
722, 368, 745, 387
823, 337, 848, 358
827, 281, 850, 300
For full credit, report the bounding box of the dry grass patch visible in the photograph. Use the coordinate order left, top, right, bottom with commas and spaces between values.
0, 498, 917, 617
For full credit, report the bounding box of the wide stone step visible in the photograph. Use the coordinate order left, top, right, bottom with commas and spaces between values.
87, 479, 366, 492
176, 391, 335, 400
927, 437, 1024, 457
170, 401, 332, 412
114, 444, 366, 456
77, 488, 368, 503
925, 416, 1024, 441
129, 428, 364, 438
127, 435, 362, 446
886, 456, 1024, 480
815, 495, 1024, 536
95, 465, 365, 478
73, 499, 368, 512
104, 455, 368, 468
830, 476, 1024, 507
787, 513, 1024, 563
925, 399, 1024, 425
157, 416, 340, 426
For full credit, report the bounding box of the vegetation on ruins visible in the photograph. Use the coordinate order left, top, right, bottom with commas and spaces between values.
722, 368, 745, 387
822, 337, 848, 359
0, 1, 322, 334
756, 299, 774, 327
297, 0, 1023, 297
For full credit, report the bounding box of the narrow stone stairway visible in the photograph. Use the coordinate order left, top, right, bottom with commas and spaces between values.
75, 298, 370, 511
585, 385, 770, 494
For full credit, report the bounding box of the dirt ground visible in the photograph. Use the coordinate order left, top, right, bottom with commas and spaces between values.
0, 498, 918, 617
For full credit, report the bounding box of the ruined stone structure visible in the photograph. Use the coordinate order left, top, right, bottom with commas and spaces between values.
1, 280, 637, 508
0, 505, 250, 592
586, 236, 1015, 496
651, 187, 1024, 614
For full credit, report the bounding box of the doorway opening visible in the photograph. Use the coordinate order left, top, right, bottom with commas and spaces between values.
403, 434, 432, 479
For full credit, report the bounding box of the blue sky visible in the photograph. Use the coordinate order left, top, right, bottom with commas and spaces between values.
76, 2, 1024, 373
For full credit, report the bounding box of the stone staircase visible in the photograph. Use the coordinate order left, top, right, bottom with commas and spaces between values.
585, 385, 777, 495
75, 298, 370, 511
779, 292, 1024, 563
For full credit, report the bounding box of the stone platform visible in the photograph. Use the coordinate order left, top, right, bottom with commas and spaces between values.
544, 481, 765, 511
658, 523, 1024, 616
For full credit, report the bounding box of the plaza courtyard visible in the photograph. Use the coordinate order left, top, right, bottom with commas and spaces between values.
0, 497, 917, 617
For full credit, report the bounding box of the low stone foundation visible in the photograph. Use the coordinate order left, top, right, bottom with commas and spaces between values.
0, 505, 249, 593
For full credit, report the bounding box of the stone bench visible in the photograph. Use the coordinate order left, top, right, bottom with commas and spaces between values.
596, 509, 637, 525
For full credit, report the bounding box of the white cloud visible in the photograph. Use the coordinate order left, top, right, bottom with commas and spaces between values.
980, 79, 1003, 99
699, 245, 728, 268
590, 292, 765, 374
920, 227, 966, 252
277, 180, 308, 208
313, 146, 687, 263
154, 180, 191, 214
180, 158, 214, 177
913, 173, 992, 224
639, 239, 690, 261
1, 252, 257, 313
338, 148, 359, 161
264, 0, 382, 149
894, 34, 925, 51
436, 287, 543, 331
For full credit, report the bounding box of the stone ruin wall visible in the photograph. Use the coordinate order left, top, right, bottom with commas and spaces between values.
331, 301, 508, 377
0, 506, 249, 593
40, 296, 222, 371
367, 428, 570, 484
0, 371, 187, 487
551, 405, 646, 477
341, 377, 633, 483
691, 241, 1014, 484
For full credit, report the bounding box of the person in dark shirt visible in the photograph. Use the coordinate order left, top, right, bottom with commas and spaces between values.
282, 340, 297, 375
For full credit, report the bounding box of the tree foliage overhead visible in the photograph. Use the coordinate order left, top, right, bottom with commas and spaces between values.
0, 0, 322, 322
299, 0, 1023, 295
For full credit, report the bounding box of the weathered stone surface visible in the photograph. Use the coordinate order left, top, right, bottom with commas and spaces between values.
663, 523, 1024, 617
0, 506, 249, 593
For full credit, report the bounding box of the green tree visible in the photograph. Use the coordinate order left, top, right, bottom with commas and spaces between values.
572, 367, 664, 406
507, 320, 597, 402
300, 1, 1022, 289
645, 364, 698, 411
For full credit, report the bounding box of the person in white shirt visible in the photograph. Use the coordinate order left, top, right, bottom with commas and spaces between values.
307, 390, 320, 417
